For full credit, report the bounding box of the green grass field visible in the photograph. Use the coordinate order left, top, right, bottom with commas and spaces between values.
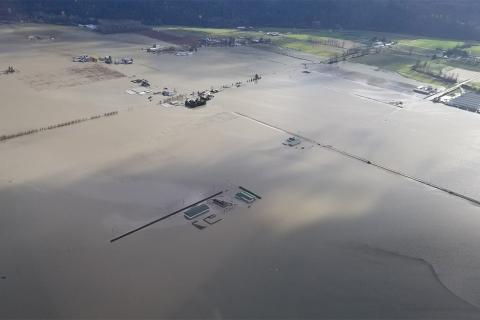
469, 82, 480, 92
436, 59, 480, 72
279, 41, 341, 57
159, 26, 348, 57
172, 27, 236, 35
157, 26, 254, 38
353, 53, 418, 71
397, 67, 448, 86
397, 38, 465, 50
468, 46, 480, 56
353, 53, 449, 86
282, 33, 329, 42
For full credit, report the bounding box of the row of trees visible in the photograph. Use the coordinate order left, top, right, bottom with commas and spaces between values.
0, 111, 118, 142
309, 38, 347, 49
327, 47, 372, 64
412, 61, 458, 83
1, 66, 15, 75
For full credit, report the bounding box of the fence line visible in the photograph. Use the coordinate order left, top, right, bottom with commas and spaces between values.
0, 111, 118, 143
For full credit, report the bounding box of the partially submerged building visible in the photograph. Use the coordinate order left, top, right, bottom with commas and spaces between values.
73, 55, 97, 63
175, 51, 193, 56
185, 97, 207, 108
114, 58, 133, 65
446, 92, 480, 113
283, 137, 301, 146
126, 87, 152, 95
235, 191, 256, 204
414, 85, 441, 95
184, 204, 210, 220
212, 199, 232, 208
78, 24, 98, 31
162, 88, 176, 96
185, 91, 214, 108
147, 44, 162, 53
130, 79, 150, 87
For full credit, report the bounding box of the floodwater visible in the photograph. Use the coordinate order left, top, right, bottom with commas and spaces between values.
1, 23, 480, 318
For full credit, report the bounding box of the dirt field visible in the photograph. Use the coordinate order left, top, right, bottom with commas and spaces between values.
19, 64, 125, 90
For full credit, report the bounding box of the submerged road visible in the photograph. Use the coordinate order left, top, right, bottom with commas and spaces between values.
234, 112, 480, 207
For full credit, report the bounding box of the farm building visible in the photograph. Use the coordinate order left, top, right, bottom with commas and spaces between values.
184, 204, 210, 220
235, 191, 256, 204
447, 92, 480, 113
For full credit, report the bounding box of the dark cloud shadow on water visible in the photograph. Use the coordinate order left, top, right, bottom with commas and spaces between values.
1, 126, 480, 318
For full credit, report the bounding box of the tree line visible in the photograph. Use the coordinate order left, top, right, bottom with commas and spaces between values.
0, 111, 118, 142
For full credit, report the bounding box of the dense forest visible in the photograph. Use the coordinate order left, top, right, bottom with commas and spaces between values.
1, 0, 480, 40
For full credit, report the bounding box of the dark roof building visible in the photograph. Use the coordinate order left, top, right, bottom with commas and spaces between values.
447, 92, 480, 113
184, 204, 210, 220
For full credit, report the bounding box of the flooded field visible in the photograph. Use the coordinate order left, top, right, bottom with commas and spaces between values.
1, 23, 480, 318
